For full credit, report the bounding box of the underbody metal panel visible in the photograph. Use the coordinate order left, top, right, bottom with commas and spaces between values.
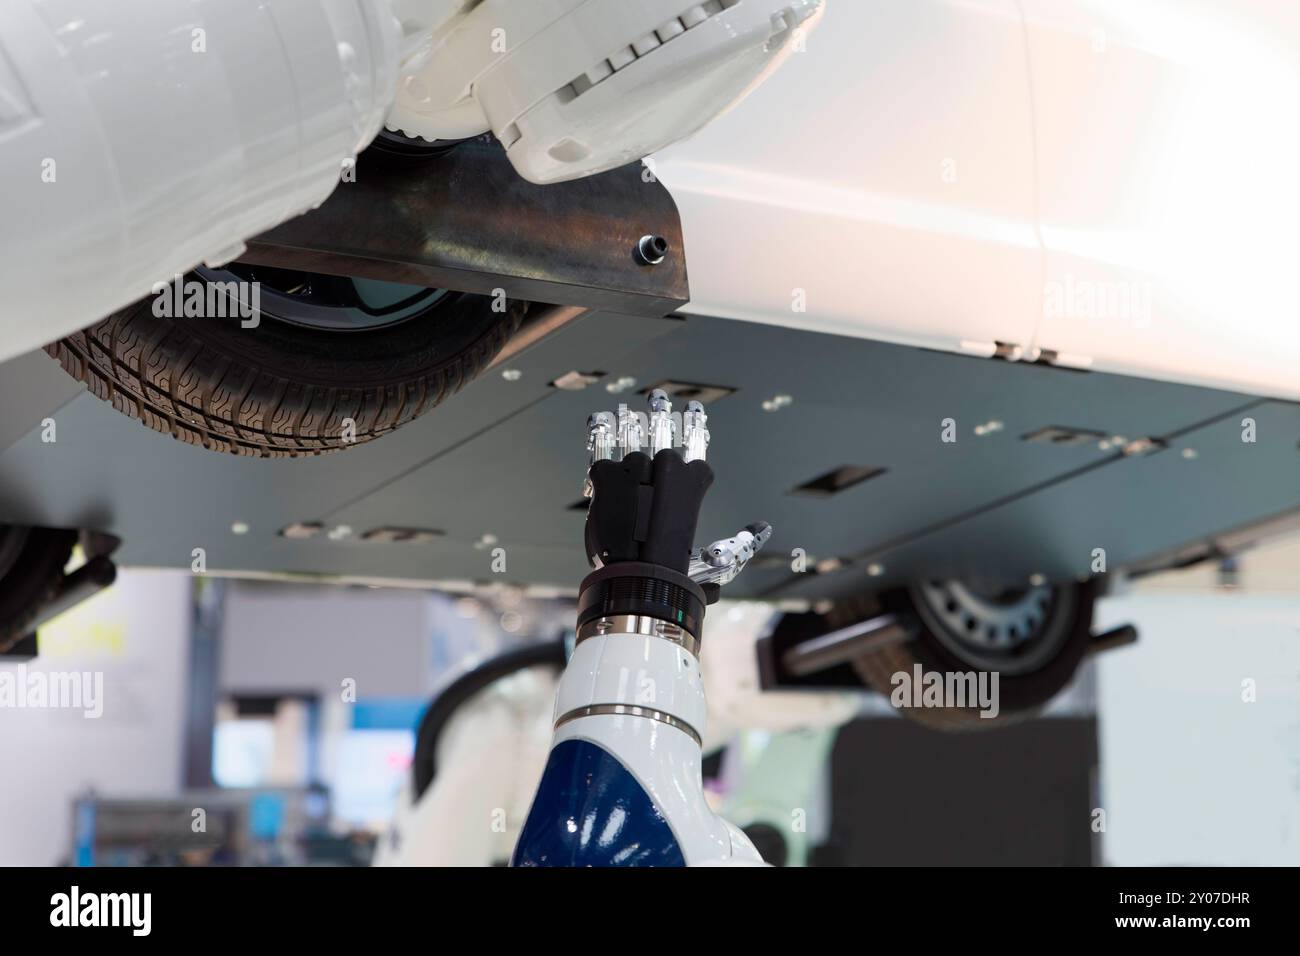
0, 313, 1296, 601
243, 139, 689, 319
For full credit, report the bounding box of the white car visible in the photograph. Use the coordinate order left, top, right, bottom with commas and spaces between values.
661, 0, 1300, 402
2, 0, 1299, 725
5, 1, 1299, 412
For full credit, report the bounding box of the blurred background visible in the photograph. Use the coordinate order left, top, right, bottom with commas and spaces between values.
2, 529, 1298, 867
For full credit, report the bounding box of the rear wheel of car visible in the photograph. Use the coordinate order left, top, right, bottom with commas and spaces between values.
840, 578, 1098, 731
45, 266, 526, 458
0, 525, 78, 653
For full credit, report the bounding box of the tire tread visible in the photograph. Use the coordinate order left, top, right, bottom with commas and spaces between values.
46, 293, 524, 458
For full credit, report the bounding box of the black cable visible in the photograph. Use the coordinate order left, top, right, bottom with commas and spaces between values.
411, 640, 568, 800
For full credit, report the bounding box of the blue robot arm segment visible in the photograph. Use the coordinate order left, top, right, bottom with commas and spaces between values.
511, 739, 685, 867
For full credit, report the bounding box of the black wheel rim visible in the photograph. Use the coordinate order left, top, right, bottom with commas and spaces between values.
195, 264, 450, 333
910, 579, 1077, 675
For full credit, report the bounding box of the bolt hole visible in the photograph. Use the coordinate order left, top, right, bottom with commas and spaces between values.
635, 234, 669, 265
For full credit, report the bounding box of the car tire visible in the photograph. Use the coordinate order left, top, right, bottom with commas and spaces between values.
0, 526, 78, 653
841, 580, 1098, 731
45, 273, 526, 458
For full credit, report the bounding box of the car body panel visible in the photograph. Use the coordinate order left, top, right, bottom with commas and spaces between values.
654, 0, 1044, 357
655, 0, 1300, 400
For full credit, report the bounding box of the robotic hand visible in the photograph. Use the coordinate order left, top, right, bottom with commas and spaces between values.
512, 390, 771, 866
689, 524, 774, 589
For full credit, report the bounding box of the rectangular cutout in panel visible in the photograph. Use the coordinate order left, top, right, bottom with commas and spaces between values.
1021, 426, 1106, 447
789, 465, 886, 498
360, 527, 444, 543
643, 380, 736, 405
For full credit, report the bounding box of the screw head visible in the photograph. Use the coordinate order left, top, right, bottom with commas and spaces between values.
635, 234, 668, 265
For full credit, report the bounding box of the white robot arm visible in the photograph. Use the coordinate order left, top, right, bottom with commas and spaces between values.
0, 0, 823, 361
375, 663, 561, 867
384, 0, 825, 184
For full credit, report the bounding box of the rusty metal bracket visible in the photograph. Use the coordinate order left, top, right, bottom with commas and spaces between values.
241, 137, 690, 318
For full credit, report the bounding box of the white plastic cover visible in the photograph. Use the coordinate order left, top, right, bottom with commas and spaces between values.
386, 0, 826, 183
